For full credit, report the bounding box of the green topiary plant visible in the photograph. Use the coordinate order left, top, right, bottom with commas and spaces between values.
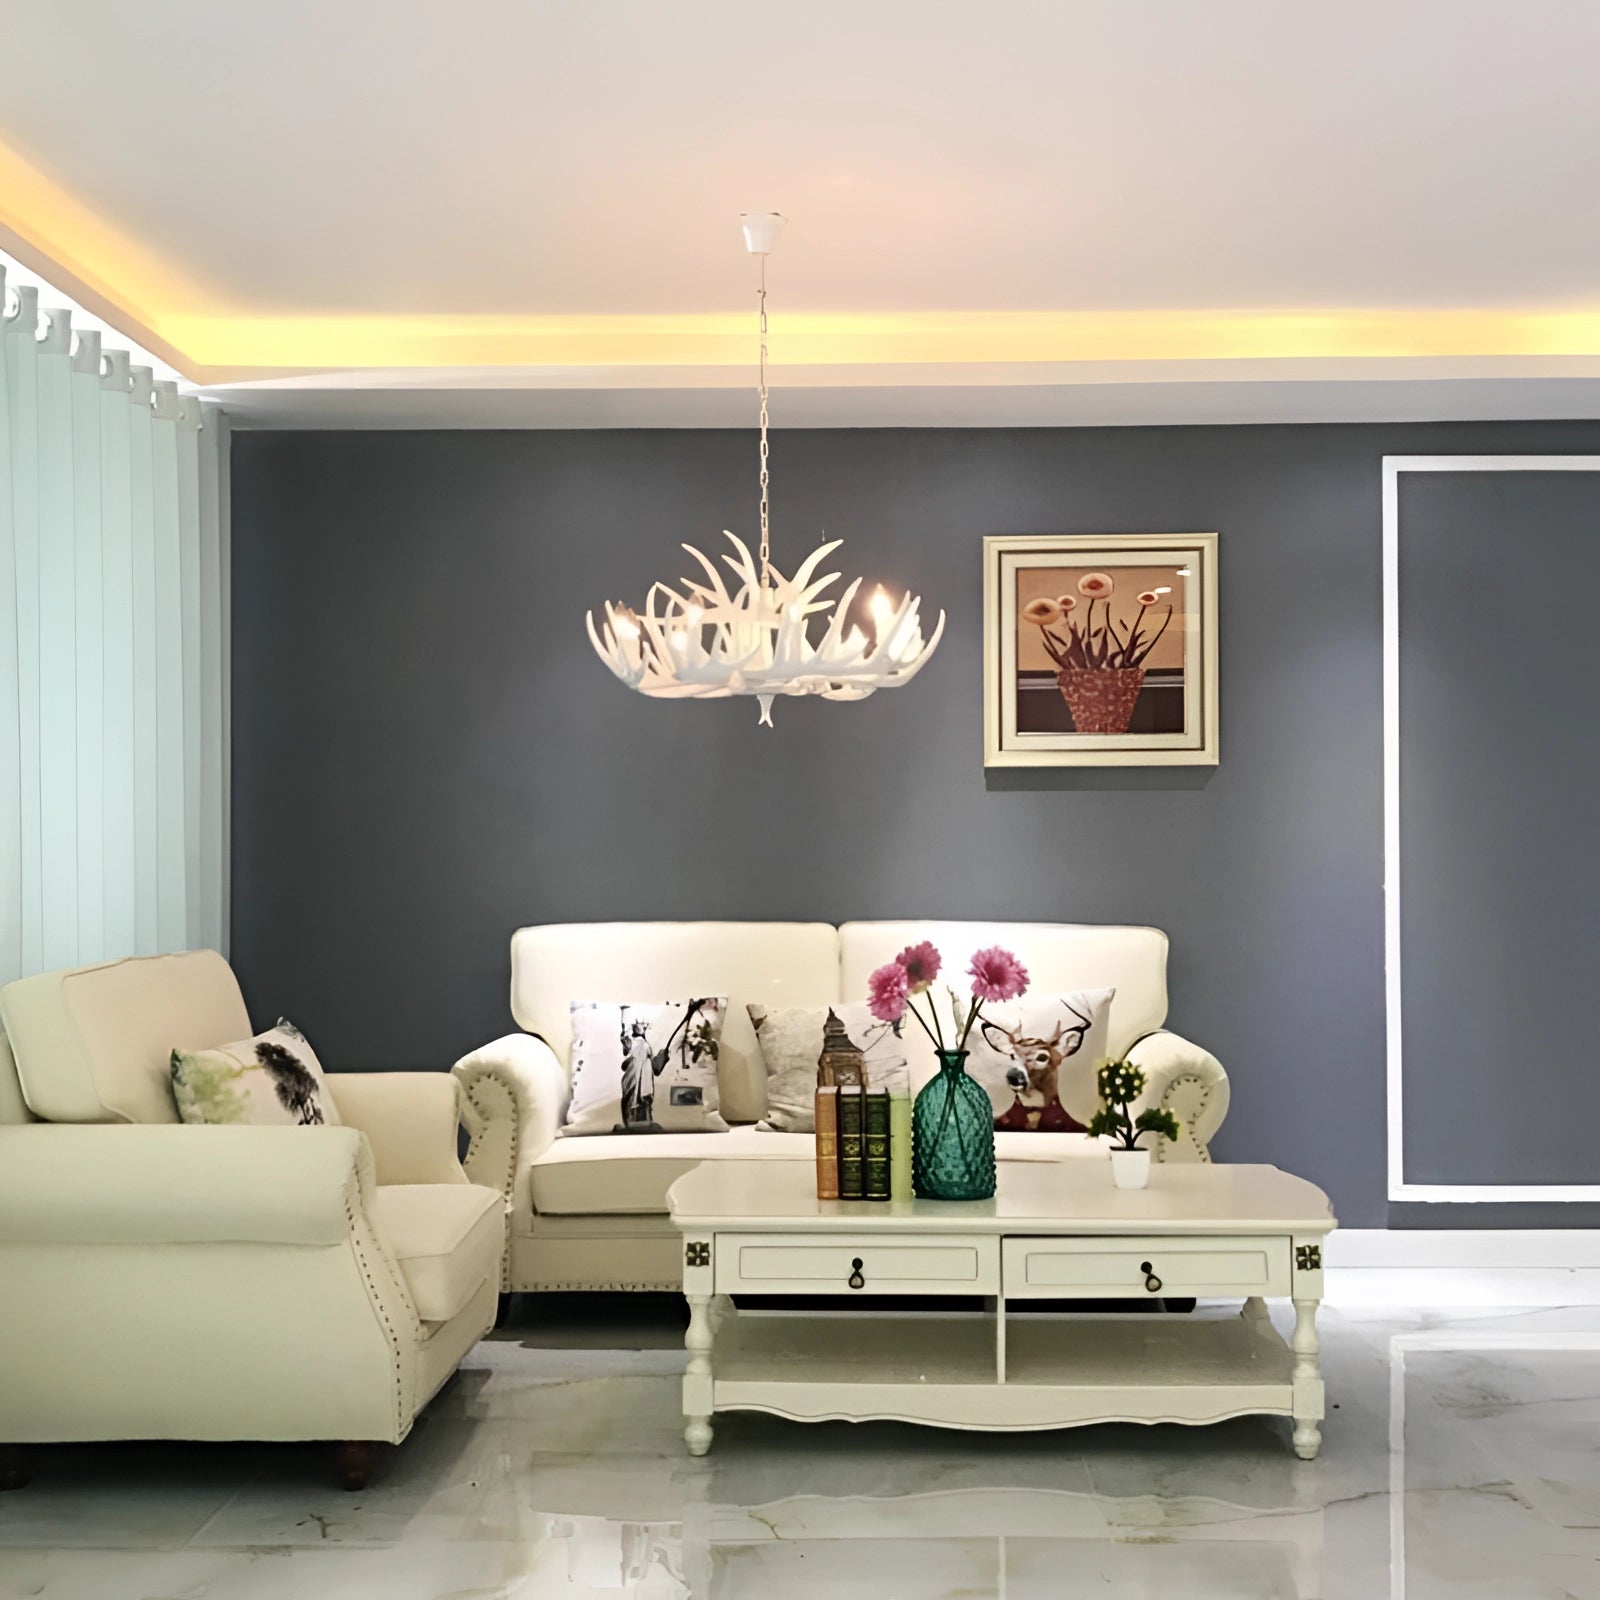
1085, 1060, 1181, 1151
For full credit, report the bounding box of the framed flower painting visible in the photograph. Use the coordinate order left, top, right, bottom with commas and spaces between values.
983, 532, 1218, 767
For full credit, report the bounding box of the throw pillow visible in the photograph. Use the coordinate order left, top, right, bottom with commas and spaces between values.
170, 1019, 343, 1128
963, 988, 1116, 1131
749, 1001, 916, 1133
563, 997, 729, 1135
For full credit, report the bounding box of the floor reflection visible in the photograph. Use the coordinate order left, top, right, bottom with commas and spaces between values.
0, 1299, 1597, 1599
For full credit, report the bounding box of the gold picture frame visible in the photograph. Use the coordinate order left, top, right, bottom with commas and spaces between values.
983, 532, 1219, 768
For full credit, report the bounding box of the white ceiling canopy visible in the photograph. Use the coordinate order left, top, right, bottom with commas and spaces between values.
5, 0, 1600, 424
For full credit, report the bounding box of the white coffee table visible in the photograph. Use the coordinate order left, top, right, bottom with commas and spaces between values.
668, 1159, 1335, 1459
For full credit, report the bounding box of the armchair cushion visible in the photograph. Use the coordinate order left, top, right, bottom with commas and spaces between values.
369, 1183, 503, 1323
1, 950, 249, 1124
171, 1019, 342, 1128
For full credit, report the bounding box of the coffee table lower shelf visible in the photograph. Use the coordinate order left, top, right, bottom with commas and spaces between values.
686, 1308, 1309, 1453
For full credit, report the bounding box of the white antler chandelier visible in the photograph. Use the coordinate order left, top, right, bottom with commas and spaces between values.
587, 214, 943, 726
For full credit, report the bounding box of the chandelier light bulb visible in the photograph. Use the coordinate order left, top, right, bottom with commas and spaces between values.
586, 217, 943, 725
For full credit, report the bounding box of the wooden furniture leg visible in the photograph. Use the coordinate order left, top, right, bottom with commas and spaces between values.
0, 1446, 29, 1491
332, 1440, 376, 1491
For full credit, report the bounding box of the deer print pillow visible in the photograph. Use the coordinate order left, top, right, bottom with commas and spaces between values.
964, 988, 1116, 1132
170, 1019, 342, 1128
563, 997, 729, 1136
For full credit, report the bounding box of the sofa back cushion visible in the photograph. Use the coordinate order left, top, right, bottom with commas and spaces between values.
838, 922, 1169, 1057
0, 950, 251, 1124
510, 923, 841, 1123
0, 1033, 35, 1125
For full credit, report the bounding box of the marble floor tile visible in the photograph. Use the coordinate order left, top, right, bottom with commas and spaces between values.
3, 1282, 1600, 1598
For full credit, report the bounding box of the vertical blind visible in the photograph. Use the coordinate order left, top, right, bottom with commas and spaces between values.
1, 265, 229, 986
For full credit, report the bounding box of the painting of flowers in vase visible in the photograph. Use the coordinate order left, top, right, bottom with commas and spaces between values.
983, 533, 1218, 767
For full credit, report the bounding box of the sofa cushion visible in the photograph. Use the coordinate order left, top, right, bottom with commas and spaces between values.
171, 1019, 343, 1128
564, 997, 729, 1135
960, 987, 1116, 1128
530, 1125, 816, 1216
509, 923, 842, 1125
0, 951, 251, 1125
749, 1000, 919, 1132
369, 1183, 504, 1324
839, 923, 1168, 1056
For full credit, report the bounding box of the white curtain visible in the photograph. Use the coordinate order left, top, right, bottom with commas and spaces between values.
0, 265, 229, 985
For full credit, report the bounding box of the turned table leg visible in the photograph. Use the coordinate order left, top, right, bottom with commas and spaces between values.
1291, 1300, 1322, 1459
1290, 1234, 1326, 1460
682, 1232, 716, 1457
684, 1294, 714, 1456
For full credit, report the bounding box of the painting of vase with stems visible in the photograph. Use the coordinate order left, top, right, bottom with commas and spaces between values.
983, 533, 1218, 769
1022, 570, 1175, 735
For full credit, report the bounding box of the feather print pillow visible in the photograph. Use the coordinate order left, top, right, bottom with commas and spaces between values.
170, 1019, 342, 1127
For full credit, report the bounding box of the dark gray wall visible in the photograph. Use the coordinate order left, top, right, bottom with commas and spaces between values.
1399, 470, 1600, 1186
230, 422, 1600, 1229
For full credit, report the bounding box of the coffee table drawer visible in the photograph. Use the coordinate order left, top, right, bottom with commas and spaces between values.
716, 1233, 1000, 1296
1003, 1235, 1289, 1299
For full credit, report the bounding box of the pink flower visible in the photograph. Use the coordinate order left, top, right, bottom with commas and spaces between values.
968, 946, 1029, 1003
896, 941, 942, 994
1021, 598, 1062, 627
1054, 594, 1079, 613
867, 961, 910, 1022
1137, 590, 1159, 607
1077, 572, 1114, 599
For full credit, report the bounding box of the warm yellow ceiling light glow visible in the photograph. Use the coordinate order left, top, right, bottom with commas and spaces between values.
4, 143, 1600, 381
0, 138, 220, 355
149, 307, 1600, 376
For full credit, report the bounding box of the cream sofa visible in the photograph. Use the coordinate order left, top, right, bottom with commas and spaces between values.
454, 921, 1231, 1294
0, 951, 504, 1489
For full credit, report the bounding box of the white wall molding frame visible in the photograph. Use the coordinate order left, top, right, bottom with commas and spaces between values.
1384, 455, 1600, 1203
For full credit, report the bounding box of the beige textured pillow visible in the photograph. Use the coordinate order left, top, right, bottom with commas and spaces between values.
170, 1019, 342, 1127
749, 1001, 915, 1132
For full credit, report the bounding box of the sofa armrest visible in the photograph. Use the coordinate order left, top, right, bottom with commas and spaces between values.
453, 1034, 568, 1279
0, 1124, 373, 1245
326, 1071, 467, 1186
1122, 1030, 1231, 1163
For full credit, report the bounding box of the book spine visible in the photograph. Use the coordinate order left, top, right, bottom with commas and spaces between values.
864, 1090, 891, 1200
890, 1091, 914, 1201
814, 1086, 840, 1200
838, 1086, 864, 1200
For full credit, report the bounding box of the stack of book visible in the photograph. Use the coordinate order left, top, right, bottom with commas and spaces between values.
814, 1079, 912, 1202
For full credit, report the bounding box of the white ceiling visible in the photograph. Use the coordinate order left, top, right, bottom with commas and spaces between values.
6, 0, 1600, 423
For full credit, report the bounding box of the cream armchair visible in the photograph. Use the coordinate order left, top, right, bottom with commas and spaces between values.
0, 951, 504, 1490
456, 921, 1231, 1295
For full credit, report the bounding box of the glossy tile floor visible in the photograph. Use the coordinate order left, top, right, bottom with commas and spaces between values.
2, 1273, 1598, 1598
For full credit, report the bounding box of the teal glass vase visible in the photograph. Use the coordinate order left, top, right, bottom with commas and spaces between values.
912, 1049, 997, 1201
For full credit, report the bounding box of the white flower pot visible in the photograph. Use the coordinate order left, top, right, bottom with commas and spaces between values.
1109, 1148, 1151, 1190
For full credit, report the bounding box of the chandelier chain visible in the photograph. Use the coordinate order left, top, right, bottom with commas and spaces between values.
757, 252, 771, 587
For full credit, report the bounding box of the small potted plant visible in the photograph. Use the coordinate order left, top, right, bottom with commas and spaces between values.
1085, 1060, 1181, 1189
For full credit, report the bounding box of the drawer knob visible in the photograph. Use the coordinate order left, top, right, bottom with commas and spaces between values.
1140, 1260, 1163, 1293
847, 1257, 865, 1290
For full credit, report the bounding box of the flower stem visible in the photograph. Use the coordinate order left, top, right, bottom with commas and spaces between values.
905, 998, 942, 1050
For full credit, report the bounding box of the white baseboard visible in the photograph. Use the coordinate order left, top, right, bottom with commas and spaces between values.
1328, 1229, 1600, 1269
